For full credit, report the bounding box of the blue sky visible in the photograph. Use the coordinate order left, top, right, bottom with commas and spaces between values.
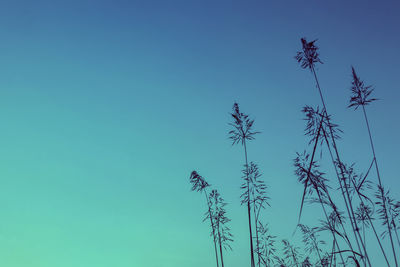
0, 0, 399, 266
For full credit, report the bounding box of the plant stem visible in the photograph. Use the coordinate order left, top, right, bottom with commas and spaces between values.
349, 177, 391, 266
362, 105, 398, 267
321, 127, 371, 267
301, 120, 345, 264
253, 195, 261, 267
217, 220, 224, 267
312, 238, 322, 264
205, 190, 220, 267
244, 140, 256, 267
310, 65, 368, 266
264, 241, 268, 267
393, 223, 400, 250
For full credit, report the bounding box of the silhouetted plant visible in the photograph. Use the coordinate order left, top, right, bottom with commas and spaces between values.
240, 162, 270, 267
349, 67, 377, 109
298, 224, 325, 265
336, 161, 373, 266
296, 38, 370, 266
339, 160, 391, 266
294, 151, 361, 265
229, 102, 259, 267
229, 103, 259, 147
282, 239, 300, 267
186, 36, 400, 267
349, 66, 398, 267
208, 189, 234, 267
390, 201, 400, 248
189, 171, 220, 267
376, 187, 398, 241
295, 38, 323, 70
256, 222, 276, 267
297, 106, 343, 226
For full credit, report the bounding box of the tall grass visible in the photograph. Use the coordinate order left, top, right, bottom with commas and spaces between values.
241, 162, 269, 267
189, 171, 220, 267
229, 102, 259, 267
187, 37, 400, 267
209, 189, 234, 267
296, 38, 371, 266
189, 171, 233, 266
349, 66, 398, 267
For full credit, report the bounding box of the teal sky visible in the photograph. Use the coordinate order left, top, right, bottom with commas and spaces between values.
1, 0, 400, 266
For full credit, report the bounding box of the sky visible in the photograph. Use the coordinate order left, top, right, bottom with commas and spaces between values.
0, 0, 400, 266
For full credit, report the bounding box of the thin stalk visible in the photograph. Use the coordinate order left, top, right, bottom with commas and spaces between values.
264, 241, 268, 267
349, 177, 391, 266
300, 120, 346, 263
313, 181, 346, 264
301, 163, 347, 265
298, 118, 323, 223
253, 194, 261, 267
205, 191, 220, 267
321, 127, 371, 267
393, 224, 400, 249
363, 224, 366, 252
244, 140, 256, 267
329, 235, 337, 267
362, 105, 398, 267
310, 65, 369, 266
312, 237, 323, 264
217, 220, 225, 267
393, 218, 400, 249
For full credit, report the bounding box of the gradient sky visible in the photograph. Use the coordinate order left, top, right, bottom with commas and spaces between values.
1, 0, 400, 266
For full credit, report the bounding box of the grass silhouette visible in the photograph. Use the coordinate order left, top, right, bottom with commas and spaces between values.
229, 102, 260, 267
187, 38, 400, 267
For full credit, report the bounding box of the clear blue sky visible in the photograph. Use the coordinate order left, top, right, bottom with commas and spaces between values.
0, 0, 399, 266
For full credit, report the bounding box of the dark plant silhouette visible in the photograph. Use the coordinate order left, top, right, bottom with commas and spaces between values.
295, 38, 323, 70
189, 171, 220, 267
282, 239, 300, 267
294, 150, 358, 265
240, 162, 270, 267
349, 66, 398, 267
349, 67, 378, 109
390, 201, 400, 248
318, 211, 346, 266
338, 160, 392, 266
348, 162, 391, 266
256, 222, 276, 267
229, 102, 259, 267
208, 189, 234, 267
186, 37, 399, 267
298, 224, 325, 265
296, 106, 342, 225
295, 38, 370, 266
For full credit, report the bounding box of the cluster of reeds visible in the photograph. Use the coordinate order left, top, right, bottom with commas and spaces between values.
187, 38, 400, 267
292, 37, 400, 266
